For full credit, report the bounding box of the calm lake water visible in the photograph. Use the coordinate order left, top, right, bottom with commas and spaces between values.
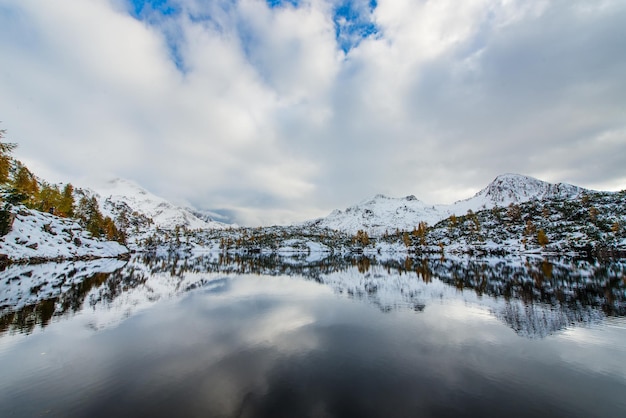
1, 254, 625, 417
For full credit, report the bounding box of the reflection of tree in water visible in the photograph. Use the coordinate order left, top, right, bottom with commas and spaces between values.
1, 272, 112, 335
375, 255, 626, 337
1, 253, 624, 338
430, 257, 626, 318
140, 253, 625, 319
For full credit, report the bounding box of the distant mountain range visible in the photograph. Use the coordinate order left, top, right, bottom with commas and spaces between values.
2, 172, 622, 261
80, 173, 624, 255
308, 173, 586, 235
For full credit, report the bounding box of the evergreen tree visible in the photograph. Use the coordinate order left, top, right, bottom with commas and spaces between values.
353, 230, 370, 246
58, 184, 75, 217
37, 182, 62, 214
413, 221, 428, 246
0, 128, 17, 185
10, 162, 39, 207
507, 203, 522, 222
402, 231, 411, 247
102, 216, 125, 244
77, 196, 104, 238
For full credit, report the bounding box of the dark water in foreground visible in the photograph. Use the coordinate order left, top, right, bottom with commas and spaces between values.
0, 254, 625, 417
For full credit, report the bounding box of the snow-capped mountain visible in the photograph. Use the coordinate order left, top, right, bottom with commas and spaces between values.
91, 178, 229, 231
310, 174, 587, 235
309, 194, 444, 236
74, 179, 230, 249
455, 173, 583, 210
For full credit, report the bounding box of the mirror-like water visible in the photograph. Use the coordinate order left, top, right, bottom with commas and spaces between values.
1, 254, 625, 417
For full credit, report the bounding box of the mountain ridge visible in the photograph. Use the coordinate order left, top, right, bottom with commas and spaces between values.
76, 178, 230, 249
309, 173, 590, 235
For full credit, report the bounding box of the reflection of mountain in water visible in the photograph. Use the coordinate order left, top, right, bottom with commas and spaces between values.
1, 254, 624, 338
424, 257, 625, 338
495, 300, 605, 339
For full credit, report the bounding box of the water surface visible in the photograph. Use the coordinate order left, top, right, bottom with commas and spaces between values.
1, 254, 625, 417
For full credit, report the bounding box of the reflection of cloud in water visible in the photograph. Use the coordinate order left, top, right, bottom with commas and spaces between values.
0, 257, 625, 417
556, 319, 626, 379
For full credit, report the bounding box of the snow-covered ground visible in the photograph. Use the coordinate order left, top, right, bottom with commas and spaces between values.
0, 206, 128, 262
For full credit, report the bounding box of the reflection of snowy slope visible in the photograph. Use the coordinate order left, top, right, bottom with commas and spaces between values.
80, 264, 227, 332
312, 255, 625, 338
316, 265, 461, 312
315, 265, 611, 338
494, 300, 605, 339
0, 259, 127, 313
0, 257, 231, 336
311, 174, 585, 235
0, 206, 128, 262
1, 255, 622, 339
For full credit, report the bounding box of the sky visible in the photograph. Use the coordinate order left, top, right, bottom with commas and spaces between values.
0, 0, 625, 226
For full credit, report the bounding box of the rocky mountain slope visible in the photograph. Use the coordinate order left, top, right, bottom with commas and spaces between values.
79, 178, 230, 249
309, 174, 588, 236
116, 173, 623, 257
418, 187, 626, 255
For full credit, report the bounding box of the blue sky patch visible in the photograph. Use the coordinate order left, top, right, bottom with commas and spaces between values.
266, 0, 300, 8
126, 1, 379, 68
127, 1, 185, 71
128, 0, 178, 19
333, 0, 379, 53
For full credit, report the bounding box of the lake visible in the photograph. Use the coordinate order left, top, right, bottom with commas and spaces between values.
1, 254, 625, 417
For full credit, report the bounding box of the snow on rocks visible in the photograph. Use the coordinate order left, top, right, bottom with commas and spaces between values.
0, 206, 129, 263
309, 173, 588, 236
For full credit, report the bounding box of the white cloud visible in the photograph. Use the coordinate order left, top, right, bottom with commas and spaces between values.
1, 0, 624, 225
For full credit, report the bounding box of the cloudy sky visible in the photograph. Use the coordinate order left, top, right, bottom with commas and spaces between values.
1, 0, 625, 225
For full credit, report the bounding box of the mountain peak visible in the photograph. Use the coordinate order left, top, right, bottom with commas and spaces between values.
313, 173, 592, 236
475, 173, 583, 205
84, 178, 229, 240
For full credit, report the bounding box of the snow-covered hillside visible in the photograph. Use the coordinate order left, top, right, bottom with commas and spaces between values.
309, 194, 444, 236
0, 206, 128, 262
79, 179, 230, 249
453, 173, 583, 212
310, 174, 587, 235
94, 178, 228, 230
